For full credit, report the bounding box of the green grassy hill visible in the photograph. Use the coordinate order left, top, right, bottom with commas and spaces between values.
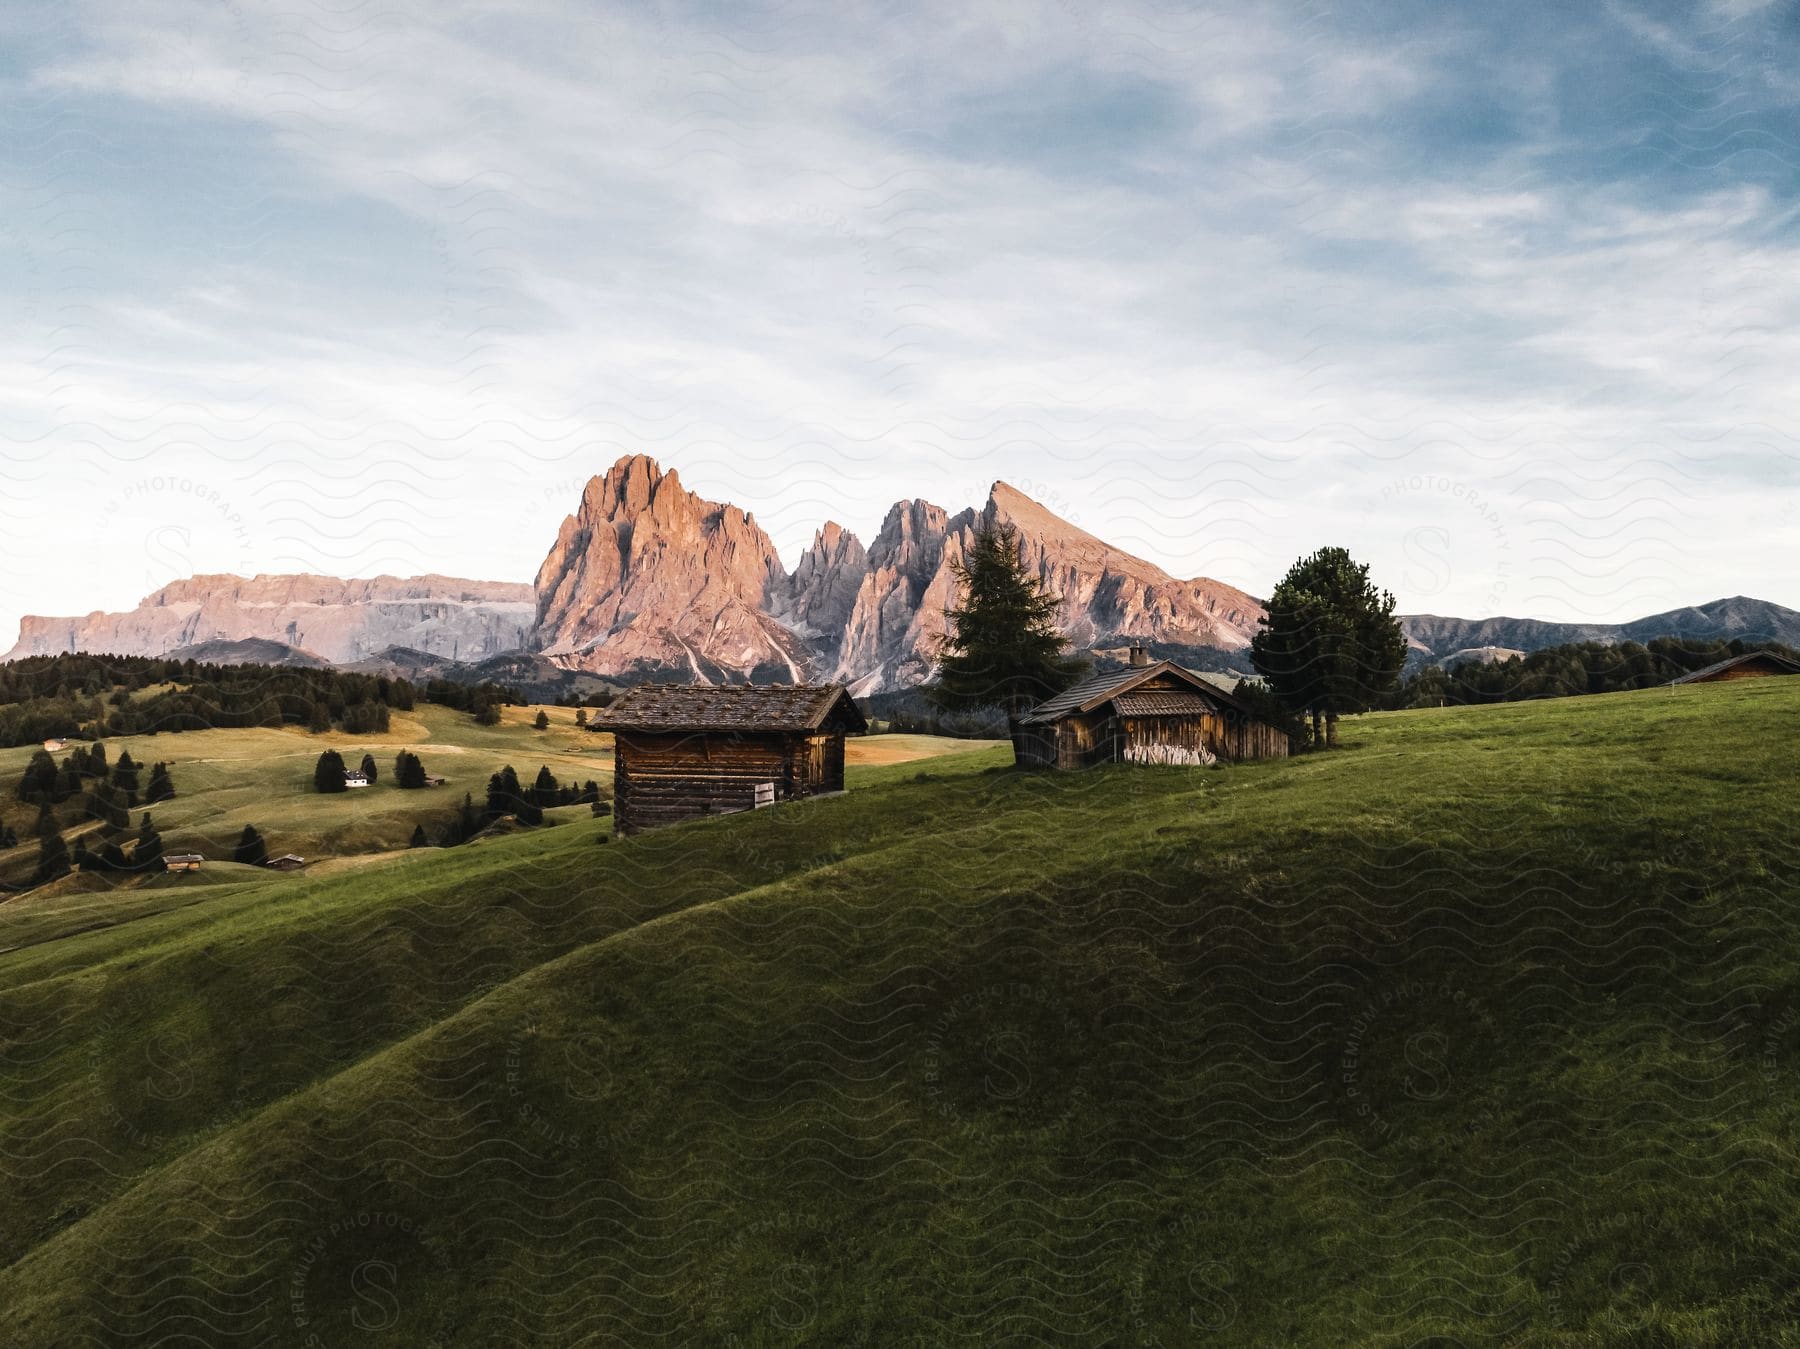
0, 703, 1000, 887
2, 682, 1797, 1344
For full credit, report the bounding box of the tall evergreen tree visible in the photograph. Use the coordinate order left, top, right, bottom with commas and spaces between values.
534, 710, 550, 730
532, 765, 559, 806
132, 813, 165, 872
17, 750, 57, 805
145, 761, 176, 803
930, 522, 1086, 719
409, 824, 429, 848
307, 701, 333, 734
1250, 546, 1406, 749
359, 753, 379, 786
86, 778, 130, 831
33, 829, 71, 886
232, 825, 268, 867
394, 750, 428, 789
313, 750, 349, 794
111, 750, 140, 805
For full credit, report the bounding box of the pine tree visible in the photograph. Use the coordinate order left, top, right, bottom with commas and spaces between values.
18, 751, 57, 805
474, 701, 502, 727
394, 750, 428, 789
308, 701, 333, 734
132, 813, 164, 872
575, 709, 588, 729
145, 762, 176, 803
33, 829, 71, 886
456, 792, 482, 843
86, 778, 130, 832
360, 753, 379, 786
930, 522, 1086, 718
409, 824, 429, 848
532, 765, 559, 806
1250, 546, 1407, 749
534, 710, 550, 730
313, 750, 349, 794
232, 825, 268, 867
112, 750, 140, 805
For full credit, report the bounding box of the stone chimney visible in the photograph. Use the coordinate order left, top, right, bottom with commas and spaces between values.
1129, 644, 1149, 667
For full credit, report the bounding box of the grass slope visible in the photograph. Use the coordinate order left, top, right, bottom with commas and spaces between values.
0, 702, 995, 884
2, 683, 1798, 1344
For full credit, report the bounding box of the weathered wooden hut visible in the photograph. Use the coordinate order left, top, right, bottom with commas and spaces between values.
1013, 650, 1289, 769
593, 683, 868, 835
1669, 650, 1800, 684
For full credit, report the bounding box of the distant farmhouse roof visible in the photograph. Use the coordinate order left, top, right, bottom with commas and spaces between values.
1018, 661, 1250, 725
1669, 650, 1800, 684
592, 683, 868, 734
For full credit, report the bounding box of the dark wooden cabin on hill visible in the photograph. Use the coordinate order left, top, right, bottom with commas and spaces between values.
1013, 649, 1289, 769
1669, 650, 1800, 685
593, 683, 868, 835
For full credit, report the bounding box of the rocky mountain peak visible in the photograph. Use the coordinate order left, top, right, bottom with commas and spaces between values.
533, 455, 805, 683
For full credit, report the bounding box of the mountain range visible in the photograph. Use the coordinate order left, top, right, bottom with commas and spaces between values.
8, 454, 1798, 690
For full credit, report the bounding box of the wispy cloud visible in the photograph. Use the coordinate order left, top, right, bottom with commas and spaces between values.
1, 0, 1796, 647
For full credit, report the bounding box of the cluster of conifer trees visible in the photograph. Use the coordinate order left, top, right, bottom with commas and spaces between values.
1384, 637, 1800, 709
430, 766, 606, 846
0, 653, 527, 749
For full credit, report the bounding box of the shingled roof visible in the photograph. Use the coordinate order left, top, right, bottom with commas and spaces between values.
1018, 660, 1250, 725
591, 683, 868, 733
1668, 650, 1800, 684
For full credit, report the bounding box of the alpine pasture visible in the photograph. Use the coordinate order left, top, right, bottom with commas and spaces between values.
2, 680, 1796, 1343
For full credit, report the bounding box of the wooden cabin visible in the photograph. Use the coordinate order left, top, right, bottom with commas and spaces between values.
1669, 650, 1800, 685
592, 683, 868, 836
164, 854, 204, 873
1013, 650, 1290, 769
42, 738, 68, 753
265, 854, 307, 872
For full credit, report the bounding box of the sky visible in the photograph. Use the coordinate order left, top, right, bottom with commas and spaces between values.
2, 0, 1797, 650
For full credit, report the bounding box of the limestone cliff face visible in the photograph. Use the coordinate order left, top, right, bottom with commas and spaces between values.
8, 455, 1273, 691
527, 457, 1266, 691
829, 500, 972, 694
986, 481, 1264, 653
5, 574, 534, 664
775, 522, 869, 649
820, 484, 1264, 694
531, 454, 811, 682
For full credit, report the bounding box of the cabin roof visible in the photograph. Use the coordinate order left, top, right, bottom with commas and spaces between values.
592, 683, 869, 734
1668, 649, 1800, 684
165, 854, 204, 864
1111, 689, 1223, 717
1018, 660, 1251, 724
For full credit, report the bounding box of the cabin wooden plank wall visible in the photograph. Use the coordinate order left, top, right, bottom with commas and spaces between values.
1012, 708, 1289, 769
612, 729, 848, 835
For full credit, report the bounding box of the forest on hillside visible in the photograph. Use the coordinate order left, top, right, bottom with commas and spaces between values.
0, 653, 524, 748
1384, 636, 1800, 708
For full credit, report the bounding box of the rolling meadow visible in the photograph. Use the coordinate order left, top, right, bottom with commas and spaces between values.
1, 679, 1796, 1343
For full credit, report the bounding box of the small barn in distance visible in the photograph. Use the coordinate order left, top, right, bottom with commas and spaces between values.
1014, 649, 1290, 769
593, 684, 868, 836
164, 854, 204, 873
1669, 650, 1800, 685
